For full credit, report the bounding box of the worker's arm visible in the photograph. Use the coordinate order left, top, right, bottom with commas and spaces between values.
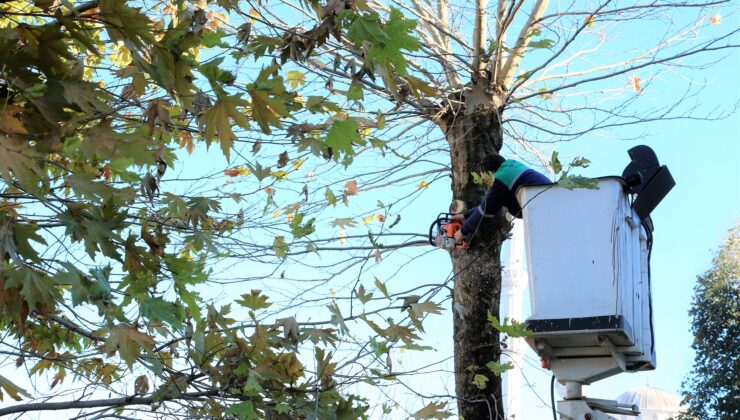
460, 181, 508, 235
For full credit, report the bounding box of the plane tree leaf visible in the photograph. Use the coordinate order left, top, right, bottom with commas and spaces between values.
247, 66, 301, 134
325, 118, 363, 158
104, 324, 156, 368
198, 94, 251, 161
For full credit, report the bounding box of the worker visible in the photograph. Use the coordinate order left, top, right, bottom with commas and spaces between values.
453, 153, 550, 243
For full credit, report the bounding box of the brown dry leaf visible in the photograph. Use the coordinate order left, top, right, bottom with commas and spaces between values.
121, 83, 138, 101
709, 13, 722, 25
344, 180, 358, 196
629, 75, 642, 92
224, 168, 240, 177
252, 140, 262, 154
179, 131, 194, 154
134, 375, 149, 394
141, 225, 162, 256
277, 151, 289, 168
374, 249, 382, 262
0, 106, 28, 135
145, 100, 172, 134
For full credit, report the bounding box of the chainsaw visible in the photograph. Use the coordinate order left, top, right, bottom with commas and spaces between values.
429, 213, 469, 249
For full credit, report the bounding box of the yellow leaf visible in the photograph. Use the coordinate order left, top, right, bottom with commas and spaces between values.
110, 41, 132, 68
417, 180, 430, 189
247, 7, 260, 23
272, 209, 281, 218
363, 214, 375, 225
0, 374, 30, 401
291, 158, 305, 170
286, 70, 305, 90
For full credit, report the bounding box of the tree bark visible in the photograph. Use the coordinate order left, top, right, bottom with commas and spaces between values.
444, 107, 510, 420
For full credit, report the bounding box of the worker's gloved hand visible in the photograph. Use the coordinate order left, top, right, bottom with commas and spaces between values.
454, 229, 464, 244
451, 213, 465, 223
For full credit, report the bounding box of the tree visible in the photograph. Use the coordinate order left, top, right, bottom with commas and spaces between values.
0, 1, 737, 419
680, 225, 739, 419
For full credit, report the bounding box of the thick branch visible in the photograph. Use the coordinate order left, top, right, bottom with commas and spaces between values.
0, 391, 218, 417
473, 0, 488, 74
499, 0, 550, 86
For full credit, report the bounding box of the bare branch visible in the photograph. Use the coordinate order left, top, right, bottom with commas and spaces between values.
499, 0, 551, 86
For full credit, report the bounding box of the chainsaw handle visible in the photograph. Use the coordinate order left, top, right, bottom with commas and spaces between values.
428, 216, 448, 246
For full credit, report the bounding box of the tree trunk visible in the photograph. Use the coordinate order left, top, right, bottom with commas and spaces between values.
445, 108, 510, 420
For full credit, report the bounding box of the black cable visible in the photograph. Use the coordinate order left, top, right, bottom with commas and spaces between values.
551, 375, 557, 420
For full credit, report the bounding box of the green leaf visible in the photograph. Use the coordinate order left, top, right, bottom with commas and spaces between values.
357, 284, 373, 304
290, 213, 315, 238
377, 113, 386, 129
473, 373, 489, 389
13, 222, 47, 263
550, 150, 562, 175
374, 277, 390, 300
364, 8, 420, 78
346, 80, 364, 100
199, 94, 250, 161
305, 96, 342, 114
557, 175, 599, 190
401, 343, 434, 352
247, 65, 300, 134
199, 57, 235, 88
529, 38, 555, 49
327, 301, 349, 334
55, 263, 91, 306
326, 118, 364, 157
226, 401, 258, 420
325, 187, 337, 207
0, 135, 47, 195
487, 311, 533, 337
272, 236, 289, 258
412, 401, 453, 419
5, 267, 58, 311
331, 217, 357, 228
347, 12, 390, 45
236, 290, 272, 311
247, 162, 272, 181
201, 28, 229, 48
486, 360, 514, 375
140, 297, 184, 330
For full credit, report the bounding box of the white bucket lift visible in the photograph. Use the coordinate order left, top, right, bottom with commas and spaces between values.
516, 146, 674, 419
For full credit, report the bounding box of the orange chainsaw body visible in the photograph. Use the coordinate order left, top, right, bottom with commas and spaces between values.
430, 215, 469, 249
